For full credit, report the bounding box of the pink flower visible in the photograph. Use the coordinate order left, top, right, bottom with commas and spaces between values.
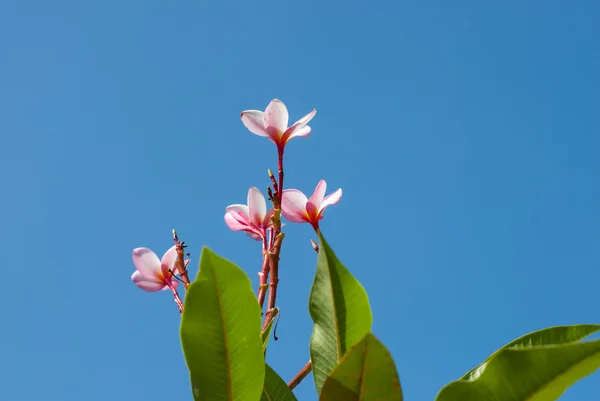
131, 246, 179, 292
224, 187, 275, 241
241, 99, 316, 151
281, 180, 342, 231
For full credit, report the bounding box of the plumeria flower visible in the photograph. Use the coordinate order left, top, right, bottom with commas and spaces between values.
131, 246, 179, 292
281, 179, 342, 231
241, 99, 316, 152
224, 187, 275, 241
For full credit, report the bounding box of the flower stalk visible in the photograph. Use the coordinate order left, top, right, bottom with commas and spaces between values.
172, 229, 191, 290
288, 360, 312, 390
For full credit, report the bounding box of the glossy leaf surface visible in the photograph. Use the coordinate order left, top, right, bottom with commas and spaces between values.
309, 232, 372, 393
437, 325, 600, 401
320, 333, 403, 401
181, 247, 264, 401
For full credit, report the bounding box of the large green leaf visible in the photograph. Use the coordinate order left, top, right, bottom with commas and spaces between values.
261, 364, 298, 401
461, 324, 600, 380
320, 333, 403, 401
309, 232, 373, 394
180, 247, 264, 401
436, 325, 600, 401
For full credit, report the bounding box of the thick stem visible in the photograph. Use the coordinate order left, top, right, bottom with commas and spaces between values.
288, 360, 312, 390
262, 232, 284, 331
172, 230, 190, 289
260, 146, 286, 344
257, 238, 270, 309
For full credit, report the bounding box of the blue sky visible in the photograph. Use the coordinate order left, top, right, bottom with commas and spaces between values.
1, 0, 599, 400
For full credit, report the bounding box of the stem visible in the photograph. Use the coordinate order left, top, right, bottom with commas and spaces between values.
260, 146, 286, 344
277, 147, 284, 205
262, 232, 284, 331
170, 286, 184, 313
288, 360, 312, 390
257, 237, 270, 309
172, 229, 190, 289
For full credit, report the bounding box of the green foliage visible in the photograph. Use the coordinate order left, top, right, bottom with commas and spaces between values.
261, 364, 298, 401
180, 247, 265, 401
309, 232, 373, 394
320, 332, 403, 401
261, 308, 278, 352
436, 325, 600, 401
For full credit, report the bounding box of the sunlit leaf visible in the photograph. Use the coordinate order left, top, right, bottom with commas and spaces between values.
320, 333, 402, 401
181, 247, 264, 401
437, 325, 600, 401
261, 363, 298, 401
461, 324, 600, 380
309, 232, 372, 394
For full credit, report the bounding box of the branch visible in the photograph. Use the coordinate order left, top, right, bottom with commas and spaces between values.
172, 229, 191, 289
288, 360, 312, 390
262, 232, 284, 331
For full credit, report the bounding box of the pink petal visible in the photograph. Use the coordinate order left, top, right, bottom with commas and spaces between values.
293, 108, 316, 127
225, 211, 252, 231
281, 109, 315, 143
225, 211, 264, 241
161, 245, 178, 278
132, 271, 166, 292
241, 110, 268, 137
246, 231, 263, 241
319, 188, 343, 219
308, 180, 327, 210
264, 99, 289, 133
285, 125, 311, 142
132, 248, 162, 279
226, 204, 250, 216
281, 189, 310, 223
247, 187, 267, 226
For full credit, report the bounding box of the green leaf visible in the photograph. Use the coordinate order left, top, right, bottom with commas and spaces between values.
261, 308, 279, 352
261, 363, 298, 401
320, 333, 403, 401
436, 325, 600, 401
309, 232, 373, 394
461, 324, 600, 380
180, 247, 264, 401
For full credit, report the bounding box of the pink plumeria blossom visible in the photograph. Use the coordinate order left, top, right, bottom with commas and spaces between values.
131, 246, 179, 292
281, 180, 342, 231
241, 99, 316, 151
224, 187, 275, 241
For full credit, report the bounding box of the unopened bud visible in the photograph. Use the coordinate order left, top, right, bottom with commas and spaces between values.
310, 239, 319, 253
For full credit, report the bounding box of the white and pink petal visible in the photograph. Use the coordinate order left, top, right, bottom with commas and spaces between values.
284, 125, 311, 143
132, 270, 167, 292
132, 248, 162, 279
241, 110, 269, 137
320, 188, 343, 211
161, 245, 178, 276
225, 211, 253, 231
264, 99, 289, 133
293, 108, 316, 128
308, 180, 327, 210
281, 189, 310, 223
247, 187, 267, 226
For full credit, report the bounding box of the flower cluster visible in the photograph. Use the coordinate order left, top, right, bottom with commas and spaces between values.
130, 98, 342, 314
227, 99, 342, 236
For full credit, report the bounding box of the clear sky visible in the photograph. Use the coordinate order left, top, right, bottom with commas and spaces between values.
1, 1, 599, 400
